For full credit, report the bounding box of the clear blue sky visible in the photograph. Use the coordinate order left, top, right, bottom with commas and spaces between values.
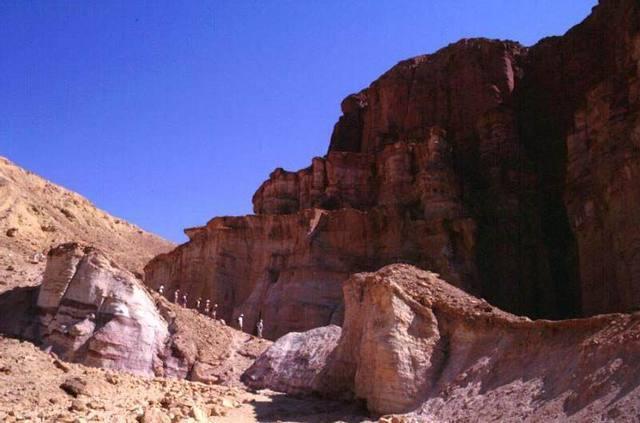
1, 1, 596, 243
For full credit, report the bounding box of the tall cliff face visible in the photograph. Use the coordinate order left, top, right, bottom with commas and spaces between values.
518, 0, 640, 315
146, 0, 640, 338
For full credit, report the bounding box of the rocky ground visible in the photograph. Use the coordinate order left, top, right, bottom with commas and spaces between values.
154, 293, 272, 386
0, 238, 371, 422
0, 336, 369, 422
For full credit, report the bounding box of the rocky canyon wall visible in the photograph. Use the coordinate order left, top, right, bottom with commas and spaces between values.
517, 0, 640, 317
145, 0, 640, 338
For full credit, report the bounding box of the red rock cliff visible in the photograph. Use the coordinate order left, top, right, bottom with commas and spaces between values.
145, 0, 640, 338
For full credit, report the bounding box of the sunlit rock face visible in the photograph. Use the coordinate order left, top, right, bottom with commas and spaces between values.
242, 325, 342, 395
244, 264, 640, 420
146, 0, 640, 337
29, 243, 271, 382
37, 243, 169, 376
145, 203, 478, 340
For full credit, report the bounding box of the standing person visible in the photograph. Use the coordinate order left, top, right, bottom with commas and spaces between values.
158, 285, 165, 295
237, 313, 244, 331
173, 289, 180, 304
211, 304, 218, 319
204, 299, 211, 315
196, 297, 201, 310
182, 294, 188, 308
256, 318, 264, 338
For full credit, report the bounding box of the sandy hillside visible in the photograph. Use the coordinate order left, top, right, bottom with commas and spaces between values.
0, 156, 173, 292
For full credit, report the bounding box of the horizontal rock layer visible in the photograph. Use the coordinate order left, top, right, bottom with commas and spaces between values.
145, 208, 476, 340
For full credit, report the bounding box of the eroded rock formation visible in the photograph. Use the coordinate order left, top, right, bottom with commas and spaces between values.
37, 243, 169, 375
146, 0, 640, 338
241, 325, 342, 395
244, 264, 640, 420
0, 243, 270, 384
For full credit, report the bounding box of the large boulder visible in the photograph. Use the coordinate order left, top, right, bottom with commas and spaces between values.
37, 243, 168, 375
242, 325, 341, 395
0, 242, 271, 383
245, 264, 640, 420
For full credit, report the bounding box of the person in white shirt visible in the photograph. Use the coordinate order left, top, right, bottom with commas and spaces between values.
256, 319, 264, 338
237, 313, 244, 331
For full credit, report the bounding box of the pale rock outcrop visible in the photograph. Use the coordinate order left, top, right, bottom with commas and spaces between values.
37, 243, 169, 375
245, 264, 640, 420
0, 242, 272, 383
241, 325, 341, 395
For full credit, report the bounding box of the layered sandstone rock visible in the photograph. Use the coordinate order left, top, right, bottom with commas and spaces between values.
253, 127, 463, 217
0, 242, 270, 384
245, 264, 640, 420
146, 0, 640, 338
513, 0, 640, 317
146, 207, 477, 340
147, 129, 478, 339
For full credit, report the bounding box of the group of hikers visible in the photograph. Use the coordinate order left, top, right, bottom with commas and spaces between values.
157, 285, 264, 338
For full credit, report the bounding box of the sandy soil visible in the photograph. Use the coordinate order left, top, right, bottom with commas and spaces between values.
0, 156, 173, 295
0, 336, 370, 422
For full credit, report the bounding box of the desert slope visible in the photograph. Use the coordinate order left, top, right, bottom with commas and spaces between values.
0, 156, 173, 291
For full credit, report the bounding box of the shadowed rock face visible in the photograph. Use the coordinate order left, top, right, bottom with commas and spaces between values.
517, 0, 640, 317
146, 0, 640, 337
244, 264, 640, 420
